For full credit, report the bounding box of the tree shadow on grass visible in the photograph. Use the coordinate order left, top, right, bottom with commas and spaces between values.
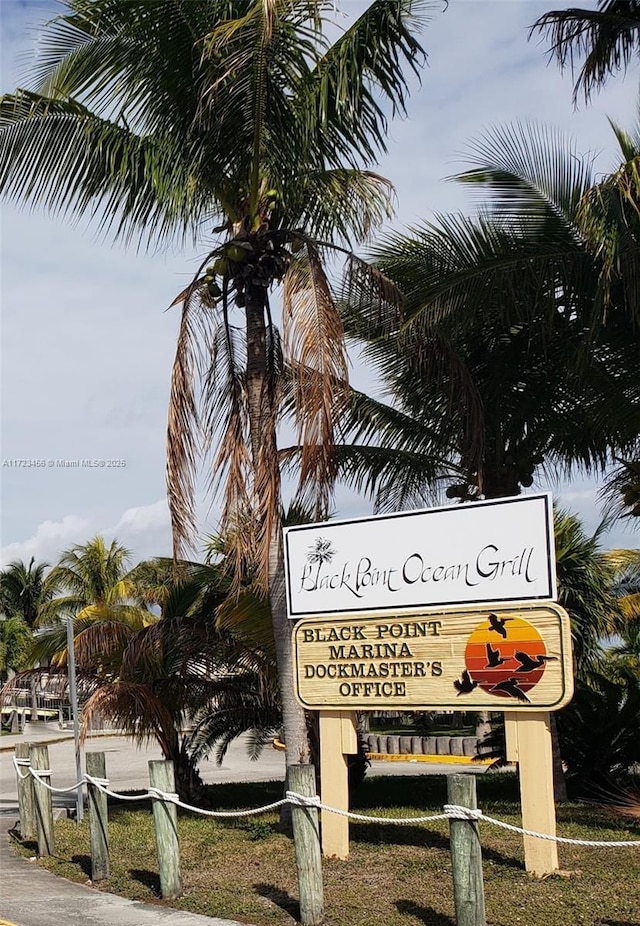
254, 883, 299, 921
395, 900, 455, 925
129, 868, 161, 896
480, 844, 522, 870
349, 822, 450, 850
8, 827, 38, 855
71, 853, 92, 878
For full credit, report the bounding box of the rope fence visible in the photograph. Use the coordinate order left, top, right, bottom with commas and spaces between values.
13, 755, 640, 848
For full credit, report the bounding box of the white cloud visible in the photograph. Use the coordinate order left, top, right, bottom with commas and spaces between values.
0, 514, 91, 566
0, 500, 173, 568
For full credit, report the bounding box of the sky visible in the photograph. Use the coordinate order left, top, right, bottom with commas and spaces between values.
1, 0, 639, 570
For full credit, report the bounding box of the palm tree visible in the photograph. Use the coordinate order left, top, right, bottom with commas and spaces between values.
32, 536, 155, 669
80, 565, 280, 799
0, 616, 32, 684
532, 1, 640, 102
0, 557, 61, 628
0, 1, 430, 780
602, 548, 640, 667
338, 122, 640, 507
554, 511, 617, 678
339, 124, 638, 801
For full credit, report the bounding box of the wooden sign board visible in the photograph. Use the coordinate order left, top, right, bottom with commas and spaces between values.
284, 494, 556, 618
293, 604, 573, 712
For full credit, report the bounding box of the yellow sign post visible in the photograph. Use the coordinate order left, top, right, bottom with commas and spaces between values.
319, 710, 358, 859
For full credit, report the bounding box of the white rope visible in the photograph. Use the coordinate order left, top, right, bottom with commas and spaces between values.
84, 774, 109, 788
444, 804, 483, 821
29, 768, 81, 794
173, 797, 291, 818
15, 767, 640, 847
148, 787, 179, 803
477, 812, 640, 848
286, 790, 321, 808
314, 799, 450, 825
12, 756, 31, 779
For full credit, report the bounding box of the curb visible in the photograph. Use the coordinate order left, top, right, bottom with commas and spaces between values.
368, 753, 495, 765
0, 736, 75, 754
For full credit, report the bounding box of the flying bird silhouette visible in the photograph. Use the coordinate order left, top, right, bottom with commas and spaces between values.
454, 669, 479, 695
488, 612, 511, 639
485, 642, 508, 668
514, 651, 558, 672
490, 677, 531, 702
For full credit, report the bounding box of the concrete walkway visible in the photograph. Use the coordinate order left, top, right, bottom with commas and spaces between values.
0, 725, 487, 926
0, 832, 251, 926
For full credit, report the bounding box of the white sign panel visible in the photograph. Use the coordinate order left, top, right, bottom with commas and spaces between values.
284, 494, 556, 618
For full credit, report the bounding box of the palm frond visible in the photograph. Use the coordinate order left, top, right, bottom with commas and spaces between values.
0, 90, 211, 247
290, 169, 395, 245
531, 1, 640, 102
453, 121, 595, 229
283, 244, 349, 517
167, 290, 212, 559
305, 0, 430, 166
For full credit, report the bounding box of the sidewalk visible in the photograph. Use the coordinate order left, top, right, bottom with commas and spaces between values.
0, 721, 111, 752
0, 830, 250, 926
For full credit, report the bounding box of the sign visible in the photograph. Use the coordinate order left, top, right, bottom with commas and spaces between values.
284, 494, 556, 618
293, 604, 573, 711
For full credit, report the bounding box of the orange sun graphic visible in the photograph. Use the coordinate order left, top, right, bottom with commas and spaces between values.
463, 614, 553, 700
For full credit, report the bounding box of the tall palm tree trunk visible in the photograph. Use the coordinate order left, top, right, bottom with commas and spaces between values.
245, 292, 312, 769
269, 532, 312, 765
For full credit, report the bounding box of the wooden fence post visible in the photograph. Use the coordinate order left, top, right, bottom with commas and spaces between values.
149, 760, 181, 900
447, 774, 486, 926
15, 742, 36, 841
30, 743, 55, 857
289, 764, 324, 926
86, 751, 109, 881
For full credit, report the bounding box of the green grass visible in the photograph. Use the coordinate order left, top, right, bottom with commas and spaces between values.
13, 774, 640, 926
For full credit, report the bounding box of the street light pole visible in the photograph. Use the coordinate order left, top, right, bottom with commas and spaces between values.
65, 616, 83, 822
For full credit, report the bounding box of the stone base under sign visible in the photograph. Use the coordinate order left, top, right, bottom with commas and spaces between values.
364, 734, 491, 759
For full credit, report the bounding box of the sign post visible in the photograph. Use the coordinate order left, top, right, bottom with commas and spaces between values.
319, 710, 357, 858
510, 711, 559, 875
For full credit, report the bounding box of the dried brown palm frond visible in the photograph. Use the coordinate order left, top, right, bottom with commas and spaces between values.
201, 296, 258, 587
81, 681, 176, 753
342, 251, 405, 336
0, 667, 70, 705
167, 286, 214, 560
587, 778, 640, 820
55, 609, 147, 672
283, 244, 349, 519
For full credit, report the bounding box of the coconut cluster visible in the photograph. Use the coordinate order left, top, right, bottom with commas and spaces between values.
202, 231, 295, 307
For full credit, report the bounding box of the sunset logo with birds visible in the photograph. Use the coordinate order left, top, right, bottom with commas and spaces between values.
454, 612, 557, 703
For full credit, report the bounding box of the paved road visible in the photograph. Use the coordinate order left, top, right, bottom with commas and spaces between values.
0, 727, 486, 926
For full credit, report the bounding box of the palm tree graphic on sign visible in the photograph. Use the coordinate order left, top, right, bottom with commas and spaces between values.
306, 538, 337, 588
